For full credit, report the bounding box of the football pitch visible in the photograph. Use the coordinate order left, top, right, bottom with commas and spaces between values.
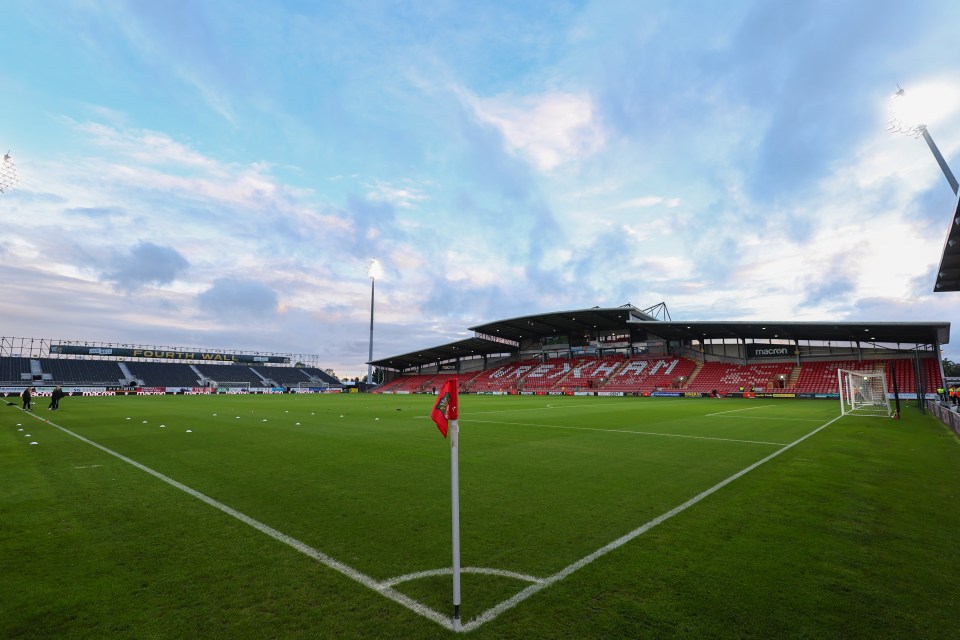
3, 394, 960, 639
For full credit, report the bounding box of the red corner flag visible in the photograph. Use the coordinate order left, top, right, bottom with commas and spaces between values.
431, 379, 459, 438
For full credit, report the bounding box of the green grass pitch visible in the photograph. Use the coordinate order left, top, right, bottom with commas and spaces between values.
2, 394, 960, 639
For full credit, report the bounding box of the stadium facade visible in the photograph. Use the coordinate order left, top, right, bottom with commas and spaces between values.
368, 304, 949, 401
0, 336, 342, 396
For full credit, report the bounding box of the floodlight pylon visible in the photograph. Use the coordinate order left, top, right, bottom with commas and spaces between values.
0, 151, 18, 193
366, 259, 381, 386
888, 87, 959, 195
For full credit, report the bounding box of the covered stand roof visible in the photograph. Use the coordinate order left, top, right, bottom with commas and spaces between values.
368, 337, 517, 372
369, 306, 950, 374
630, 320, 950, 347
369, 306, 654, 372
935, 191, 960, 292
468, 306, 655, 344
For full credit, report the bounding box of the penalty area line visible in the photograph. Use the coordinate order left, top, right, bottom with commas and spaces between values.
467, 419, 788, 446
461, 413, 845, 632
705, 404, 777, 417
37, 417, 453, 630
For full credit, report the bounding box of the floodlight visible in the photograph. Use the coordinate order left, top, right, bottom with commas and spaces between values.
0, 151, 18, 193
887, 87, 925, 138
888, 86, 958, 194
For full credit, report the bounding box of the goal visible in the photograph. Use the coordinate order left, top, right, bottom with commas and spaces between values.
838, 369, 892, 417
213, 381, 251, 393
297, 381, 328, 392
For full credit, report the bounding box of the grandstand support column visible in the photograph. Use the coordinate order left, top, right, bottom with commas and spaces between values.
935, 337, 947, 398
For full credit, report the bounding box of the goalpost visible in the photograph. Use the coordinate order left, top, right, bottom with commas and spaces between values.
213, 381, 251, 393
838, 369, 892, 417
297, 381, 328, 392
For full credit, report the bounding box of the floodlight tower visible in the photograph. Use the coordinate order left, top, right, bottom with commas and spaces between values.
366, 258, 382, 386
0, 151, 19, 193
888, 87, 959, 195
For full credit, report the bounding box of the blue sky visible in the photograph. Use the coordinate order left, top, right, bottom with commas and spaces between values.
2, 0, 960, 379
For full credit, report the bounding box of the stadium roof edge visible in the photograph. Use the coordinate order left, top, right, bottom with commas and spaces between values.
468, 305, 655, 343
629, 320, 950, 346
369, 305, 652, 372
934, 190, 960, 292
368, 337, 517, 372
369, 308, 950, 373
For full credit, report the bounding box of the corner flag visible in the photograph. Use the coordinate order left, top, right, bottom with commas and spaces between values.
428, 378, 462, 630
431, 379, 458, 438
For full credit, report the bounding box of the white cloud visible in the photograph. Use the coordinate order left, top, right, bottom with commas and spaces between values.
464, 89, 606, 172
614, 196, 681, 209
364, 179, 429, 209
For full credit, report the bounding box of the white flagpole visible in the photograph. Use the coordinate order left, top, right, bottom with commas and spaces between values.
450, 417, 462, 631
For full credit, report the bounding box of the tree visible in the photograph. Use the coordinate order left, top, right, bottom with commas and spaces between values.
942, 358, 960, 377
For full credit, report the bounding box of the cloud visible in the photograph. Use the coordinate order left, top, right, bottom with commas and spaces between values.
364, 179, 429, 209
464, 89, 605, 172
614, 196, 681, 210
65, 206, 127, 218
197, 277, 279, 320
103, 241, 189, 291
73, 120, 222, 171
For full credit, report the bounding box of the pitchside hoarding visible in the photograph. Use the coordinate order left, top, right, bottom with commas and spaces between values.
50, 344, 289, 364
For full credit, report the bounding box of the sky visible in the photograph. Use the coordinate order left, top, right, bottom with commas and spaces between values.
2, 0, 960, 379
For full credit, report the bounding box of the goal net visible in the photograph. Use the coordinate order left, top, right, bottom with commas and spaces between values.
212, 381, 251, 393
297, 381, 328, 392
838, 369, 892, 417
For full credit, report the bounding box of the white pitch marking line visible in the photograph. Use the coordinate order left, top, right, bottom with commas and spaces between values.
467, 419, 788, 446
461, 414, 845, 632
382, 567, 544, 588
466, 399, 691, 416
37, 417, 453, 630
705, 404, 777, 416
26, 408, 840, 633
708, 415, 826, 423
415, 399, 690, 419
705, 405, 828, 422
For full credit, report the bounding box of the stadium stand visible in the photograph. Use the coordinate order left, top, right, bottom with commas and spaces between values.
520, 356, 626, 391
520, 357, 574, 391
426, 372, 478, 392
600, 357, 697, 393
467, 361, 538, 393
0, 356, 32, 383
298, 367, 342, 386
788, 360, 874, 394
684, 361, 795, 394
194, 364, 265, 386
251, 366, 313, 386
125, 362, 201, 387
884, 358, 942, 394
380, 374, 435, 393
564, 356, 627, 390
38, 358, 125, 385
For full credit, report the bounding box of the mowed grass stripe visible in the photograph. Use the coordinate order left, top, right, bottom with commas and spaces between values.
463, 414, 843, 631
30, 410, 452, 628
5, 394, 958, 638
465, 418, 790, 446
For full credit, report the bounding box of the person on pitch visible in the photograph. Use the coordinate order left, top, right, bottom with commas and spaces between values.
21, 386, 33, 411
49, 386, 64, 410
